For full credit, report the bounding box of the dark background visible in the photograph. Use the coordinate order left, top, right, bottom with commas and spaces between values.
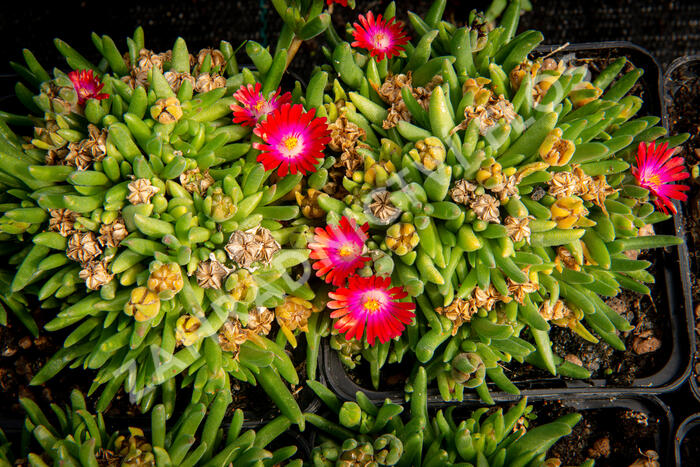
0, 0, 699, 77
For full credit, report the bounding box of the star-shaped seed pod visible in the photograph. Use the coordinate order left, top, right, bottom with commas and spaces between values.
368, 190, 400, 223
79, 260, 113, 290
98, 217, 128, 248
195, 259, 229, 289
127, 178, 159, 205
471, 194, 501, 223
66, 232, 102, 264
48, 208, 78, 237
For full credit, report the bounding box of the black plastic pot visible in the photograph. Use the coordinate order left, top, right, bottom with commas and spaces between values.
663, 54, 700, 405
674, 412, 700, 467
526, 394, 673, 465
304, 392, 673, 466
323, 41, 694, 405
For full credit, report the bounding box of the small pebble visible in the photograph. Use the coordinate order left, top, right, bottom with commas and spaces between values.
18, 336, 32, 349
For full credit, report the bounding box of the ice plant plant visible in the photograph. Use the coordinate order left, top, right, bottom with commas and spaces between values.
302, 0, 691, 402
0, 28, 332, 426
351, 11, 409, 61
230, 82, 291, 127
308, 216, 370, 285
328, 275, 415, 345
0, 390, 299, 466
632, 141, 690, 214
67, 69, 108, 105
253, 103, 330, 176
306, 369, 580, 466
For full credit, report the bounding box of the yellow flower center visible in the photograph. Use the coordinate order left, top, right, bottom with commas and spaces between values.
373, 32, 388, 48
648, 174, 661, 186
283, 136, 298, 151
364, 299, 381, 312
339, 244, 354, 257
255, 100, 266, 112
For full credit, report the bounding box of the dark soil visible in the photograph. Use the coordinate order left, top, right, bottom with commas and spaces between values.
0, 308, 141, 418
0, 309, 314, 425
505, 263, 670, 386
665, 58, 700, 392
537, 401, 661, 466
680, 424, 700, 467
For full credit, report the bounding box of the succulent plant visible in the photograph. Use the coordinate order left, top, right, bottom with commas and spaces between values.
0, 27, 345, 424
0, 389, 301, 466
305, 367, 582, 466
297, 0, 691, 403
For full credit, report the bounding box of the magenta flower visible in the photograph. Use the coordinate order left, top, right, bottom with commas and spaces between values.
328, 275, 415, 346
253, 103, 330, 177
632, 141, 689, 215
309, 216, 370, 286
231, 82, 291, 127
68, 69, 109, 105
351, 11, 410, 61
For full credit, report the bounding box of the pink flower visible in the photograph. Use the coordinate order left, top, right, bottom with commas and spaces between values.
632, 141, 689, 215
351, 11, 410, 61
68, 69, 109, 105
309, 216, 370, 286
328, 275, 415, 346
231, 82, 291, 127
253, 103, 330, 177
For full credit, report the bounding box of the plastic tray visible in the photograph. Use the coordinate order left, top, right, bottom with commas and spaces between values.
322, 41, 694, 405
674, 412, 700, 467
662, 54, 700, 404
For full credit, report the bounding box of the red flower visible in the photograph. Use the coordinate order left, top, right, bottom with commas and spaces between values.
327, 0, 348, 5
328, 275, 415, 346
253, 104, 330, 177
632, 141, 689, 214
309, 216, 370, 286
231, 82, 291, 127
351, 11, 409, 61
68, 69, 109, 105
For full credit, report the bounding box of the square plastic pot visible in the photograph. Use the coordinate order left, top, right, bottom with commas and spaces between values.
662, 54, 700, 404
322, 41, 694, 405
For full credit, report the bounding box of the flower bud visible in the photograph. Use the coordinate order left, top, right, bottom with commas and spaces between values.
539, 129, 576, 166
208, 187, 237, 222
385, 223, 419, 256
175, 314, 201, 346
147, 262, 183, 299
412, 137, 446, 171
451, 352, 486, 386
550, 196, 587, 229
150, 96, 183, 124
124, 287, 161, 322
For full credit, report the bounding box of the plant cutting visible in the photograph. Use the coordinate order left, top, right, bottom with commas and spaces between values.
297, 0, 691, 403
0, 389, 301, 466
0, 22, 341, 425
305, 367, 584, 466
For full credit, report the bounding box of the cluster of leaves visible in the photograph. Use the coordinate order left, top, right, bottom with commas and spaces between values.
295, 0, 690, 402
0, 26, 340, 423
0, 389, 301, 467
305, 368, 589, 466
